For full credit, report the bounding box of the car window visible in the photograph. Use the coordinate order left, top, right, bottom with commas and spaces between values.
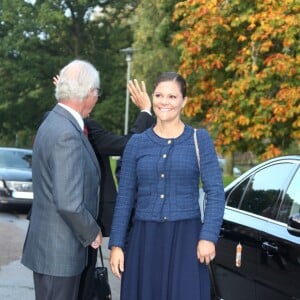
239, 163, 296, 219
277, 167, 300, 224
227, 163, 296, 220
226, 178, 250, 208
0, 150, 32, 169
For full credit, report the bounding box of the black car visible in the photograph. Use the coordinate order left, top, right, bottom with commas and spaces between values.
211, 155, 300, 300
0, 147, 33, 207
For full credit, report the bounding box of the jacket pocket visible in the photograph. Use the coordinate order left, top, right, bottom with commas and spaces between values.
175, 187, 198, 210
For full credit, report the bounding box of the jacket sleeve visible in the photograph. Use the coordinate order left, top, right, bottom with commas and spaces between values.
197, 129, 225, 244
130, 111, 155, 133
108, 136, 139, 249
85, 118, 128, 156
85, 112, 154, 156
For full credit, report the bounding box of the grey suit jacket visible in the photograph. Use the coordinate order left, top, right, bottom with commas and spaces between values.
22, 104, 101, 277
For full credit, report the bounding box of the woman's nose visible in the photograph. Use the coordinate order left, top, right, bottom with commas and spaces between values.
161, 96, 169, 104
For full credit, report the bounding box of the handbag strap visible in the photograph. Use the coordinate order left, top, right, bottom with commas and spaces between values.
98, 246, 105, 268
193, 129, 200, 171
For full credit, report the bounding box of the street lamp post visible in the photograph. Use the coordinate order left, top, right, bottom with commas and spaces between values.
120, 47, 135, 134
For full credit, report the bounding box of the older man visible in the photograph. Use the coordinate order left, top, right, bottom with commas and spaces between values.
22, 60, 102, 300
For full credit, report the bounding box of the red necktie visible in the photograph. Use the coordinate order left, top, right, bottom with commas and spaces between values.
83, 126, 88, 137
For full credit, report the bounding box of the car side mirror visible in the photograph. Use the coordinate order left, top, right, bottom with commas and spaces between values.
287, 213, 300, 237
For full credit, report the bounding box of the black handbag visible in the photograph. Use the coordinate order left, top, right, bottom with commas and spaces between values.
91, 247, 112, 300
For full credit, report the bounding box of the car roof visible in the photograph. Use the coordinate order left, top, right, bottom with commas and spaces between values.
0, 147, 32, 152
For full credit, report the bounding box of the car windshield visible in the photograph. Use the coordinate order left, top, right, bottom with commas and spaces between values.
0, 149, 32, 169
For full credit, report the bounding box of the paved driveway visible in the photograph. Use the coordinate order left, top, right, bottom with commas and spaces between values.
0, 212, 121, 300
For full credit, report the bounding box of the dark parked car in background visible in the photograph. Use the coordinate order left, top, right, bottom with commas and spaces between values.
0, 147, 33, 208
211, 155, 300, 300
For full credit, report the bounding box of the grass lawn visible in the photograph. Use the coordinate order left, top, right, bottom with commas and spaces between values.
222, 174, 236, 187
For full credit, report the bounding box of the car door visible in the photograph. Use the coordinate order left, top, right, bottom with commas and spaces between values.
214, 176, 260, 300
256, 166, 300, 300
214, 160, 298, 300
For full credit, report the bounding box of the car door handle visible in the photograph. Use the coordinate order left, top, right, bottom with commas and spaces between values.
262, 241, 278, 255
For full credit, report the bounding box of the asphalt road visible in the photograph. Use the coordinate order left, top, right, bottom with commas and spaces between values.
0, 209, 121, 300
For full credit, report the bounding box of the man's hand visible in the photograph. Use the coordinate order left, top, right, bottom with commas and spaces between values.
90, 231, 103, 249
197, 240, 216, 265
110, 246, 124, 279
53, 75, 60, 86
128, 79, 151, 111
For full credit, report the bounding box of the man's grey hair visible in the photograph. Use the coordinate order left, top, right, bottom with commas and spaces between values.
55, 59, 100, 103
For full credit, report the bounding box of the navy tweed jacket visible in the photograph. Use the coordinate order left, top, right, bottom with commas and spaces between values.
109, 125, 225, 249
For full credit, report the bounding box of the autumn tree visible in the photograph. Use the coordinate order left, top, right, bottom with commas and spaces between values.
173, 0, 300, 161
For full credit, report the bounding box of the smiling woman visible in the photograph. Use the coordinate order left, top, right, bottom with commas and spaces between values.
109, 72, 225, 300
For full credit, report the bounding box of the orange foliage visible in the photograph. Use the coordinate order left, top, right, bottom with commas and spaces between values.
261, 144, 282, 161
173, 0, 300, 159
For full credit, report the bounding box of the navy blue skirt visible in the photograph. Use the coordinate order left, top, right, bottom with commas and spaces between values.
121, 219, 210, 300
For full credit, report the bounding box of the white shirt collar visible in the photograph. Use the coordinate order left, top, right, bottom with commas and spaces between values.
58, 103, 84, 130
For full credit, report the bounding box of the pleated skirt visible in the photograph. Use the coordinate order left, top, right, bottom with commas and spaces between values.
120, 219, 210, 300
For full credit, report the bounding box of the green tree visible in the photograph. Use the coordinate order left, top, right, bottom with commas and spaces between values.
130, 0, 181, 89
173, 0, 300, 161
0, 0, 138, 147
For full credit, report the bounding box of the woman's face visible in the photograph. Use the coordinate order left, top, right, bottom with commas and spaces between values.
152, 81, 187, 122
